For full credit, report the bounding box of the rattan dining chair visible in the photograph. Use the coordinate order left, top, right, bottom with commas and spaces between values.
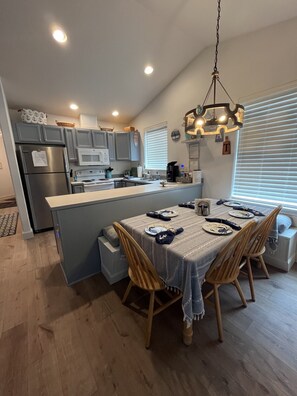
240, 205, 282, 301
113, 222, 182, 348
204, 221, 256, 342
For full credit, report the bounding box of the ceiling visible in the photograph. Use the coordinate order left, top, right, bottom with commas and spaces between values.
1, 0, 297, 124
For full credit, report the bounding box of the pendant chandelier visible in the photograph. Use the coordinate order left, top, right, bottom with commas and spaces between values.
185, 0, 244, 136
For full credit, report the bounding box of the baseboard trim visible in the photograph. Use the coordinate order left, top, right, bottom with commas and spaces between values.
22, 229, 34, 239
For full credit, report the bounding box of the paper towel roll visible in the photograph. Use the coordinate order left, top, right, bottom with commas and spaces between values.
192, 170, 202, 184
137, 166, 142, 178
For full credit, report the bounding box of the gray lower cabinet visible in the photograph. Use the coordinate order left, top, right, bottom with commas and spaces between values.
107, 132, 116, 160
76, 128, 93, 148
92, 130, 107, 148
14, 123, 64, 145
64, 128, 77, 161
115, 131, 140, 161
72, 184, 84, 193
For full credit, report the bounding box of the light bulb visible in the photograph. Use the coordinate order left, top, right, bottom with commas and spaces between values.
52, 29, 67, 43
144, 65, 154, 75
112, 110, 119, 117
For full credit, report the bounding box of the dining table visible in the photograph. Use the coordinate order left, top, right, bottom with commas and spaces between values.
120, 198, 273, 345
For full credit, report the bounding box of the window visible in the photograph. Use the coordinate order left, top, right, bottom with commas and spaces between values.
232, 88, 297, 210
144, 124, 168, 170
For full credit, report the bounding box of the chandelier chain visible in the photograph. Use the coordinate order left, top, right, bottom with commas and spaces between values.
213, 0, 221, 73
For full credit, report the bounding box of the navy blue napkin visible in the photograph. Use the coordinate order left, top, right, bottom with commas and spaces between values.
216, 199, 228, 205
205, 217, 242, 231
178, 202, 195, 209
155, 227, 184, 244
232, 206, 265, 216
146, 211, 171, 221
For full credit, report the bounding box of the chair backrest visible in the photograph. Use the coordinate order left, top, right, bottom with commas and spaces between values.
113, 222, 163, 291
206, 221, 256, 284
245, 205, 282, 256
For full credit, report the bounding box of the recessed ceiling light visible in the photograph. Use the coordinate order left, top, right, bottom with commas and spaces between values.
52, 29, 67, 43
144, 65, 154, 75
70, 103, 78, 110
112, 110, 119, 117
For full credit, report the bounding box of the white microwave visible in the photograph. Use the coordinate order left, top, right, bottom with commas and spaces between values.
77, 148, 110, 166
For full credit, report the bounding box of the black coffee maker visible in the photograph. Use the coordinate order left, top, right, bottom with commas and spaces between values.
166, 161, 179, 182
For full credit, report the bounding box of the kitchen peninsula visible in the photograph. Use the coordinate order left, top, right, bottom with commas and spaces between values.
46, 182, 202, 285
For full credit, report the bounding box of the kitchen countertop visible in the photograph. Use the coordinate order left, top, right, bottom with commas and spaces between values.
46, 182, 200, 210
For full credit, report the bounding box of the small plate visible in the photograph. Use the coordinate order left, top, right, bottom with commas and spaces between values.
202, 222, 233, 235
156, 210, 178, 218
223, 200, 242, 208
145, 225, 169, 236
229, 210, 254, 219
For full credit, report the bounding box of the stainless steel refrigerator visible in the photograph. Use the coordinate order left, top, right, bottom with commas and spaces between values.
17, 144, 71, 232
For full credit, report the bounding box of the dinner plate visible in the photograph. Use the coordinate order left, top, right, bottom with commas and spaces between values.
229, 210, 254, 219
202, 222, 233, 235
145, 225, 169, 236
223, 200, 242, 208
156, 210, 178, 218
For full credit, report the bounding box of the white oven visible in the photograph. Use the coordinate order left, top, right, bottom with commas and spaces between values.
73, 169, 114, 193
77, 148, 110, 166
83, 180, 114, 192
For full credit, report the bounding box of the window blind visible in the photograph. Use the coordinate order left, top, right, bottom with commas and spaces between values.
144, 125, 168, 170
232, 88, 297, 210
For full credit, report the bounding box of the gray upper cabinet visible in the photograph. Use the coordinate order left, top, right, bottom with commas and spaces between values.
107, 132, 116, 160
115, 132, 130, 160
15, 123, 64, 145
115, 131, 140, 161
92, 130, 107, 148
76, 129, 93, 148
129, 131, 140, 161
15, 123, 42, 143
42, 125, 65, 145
64, 128, 77, 162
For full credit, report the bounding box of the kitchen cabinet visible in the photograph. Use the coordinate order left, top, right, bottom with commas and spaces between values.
64, 128, 77, 162
14, 123, 64, 145
42, 125, 65, 144
106, 132, 116, 160
115, 131, 140, 161
92, 130, 107, 148
76, 128, 93, 148
72, 184, 84, 194
129, 131, 140, 161
76, 128, 108, 149
15, 123, 42, 143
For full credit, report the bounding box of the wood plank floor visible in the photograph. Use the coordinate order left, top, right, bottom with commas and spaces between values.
1, 208, 297, 395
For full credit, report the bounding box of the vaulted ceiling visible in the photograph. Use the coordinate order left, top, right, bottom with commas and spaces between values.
1, 0, 297, 123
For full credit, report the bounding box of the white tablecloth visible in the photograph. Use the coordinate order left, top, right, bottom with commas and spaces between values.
120, 199, 272, 324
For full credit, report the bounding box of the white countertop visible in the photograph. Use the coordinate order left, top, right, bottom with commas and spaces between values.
46, 182, 200, 210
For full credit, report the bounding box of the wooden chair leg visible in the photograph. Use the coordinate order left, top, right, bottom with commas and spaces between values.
145, 291, 155, 349
246, 257, 256, 302
213, 285, 223, 342
122, 280, 133, 304
259, 255, 270, 279
233, 278, 247, 307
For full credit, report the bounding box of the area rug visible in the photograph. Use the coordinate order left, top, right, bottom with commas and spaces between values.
0, 197, 17, 209
0, 212, 18, 237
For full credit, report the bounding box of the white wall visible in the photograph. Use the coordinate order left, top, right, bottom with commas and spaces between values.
0, 133, 14, 198
0, 79, 33, 239
132, 17, 297, 199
